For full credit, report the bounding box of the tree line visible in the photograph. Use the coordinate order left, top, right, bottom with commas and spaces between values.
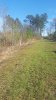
0, 13, 48, 46
0, 13, 56, 46
47, 18, 56, 41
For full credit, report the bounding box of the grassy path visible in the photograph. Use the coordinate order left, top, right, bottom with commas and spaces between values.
0, 40, 56, 100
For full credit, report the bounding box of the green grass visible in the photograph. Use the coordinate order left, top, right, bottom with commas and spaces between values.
0, 40, 56, 100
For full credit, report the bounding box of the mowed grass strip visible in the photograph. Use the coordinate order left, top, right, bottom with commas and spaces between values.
0, 40, 56, 100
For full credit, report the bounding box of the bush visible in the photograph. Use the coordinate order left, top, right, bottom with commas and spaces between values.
48, 31, 56, 41
53, 31, 56, 41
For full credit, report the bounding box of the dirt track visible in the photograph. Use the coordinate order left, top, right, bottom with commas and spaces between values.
0, 40, 35, 63
0, 46, 16, 63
